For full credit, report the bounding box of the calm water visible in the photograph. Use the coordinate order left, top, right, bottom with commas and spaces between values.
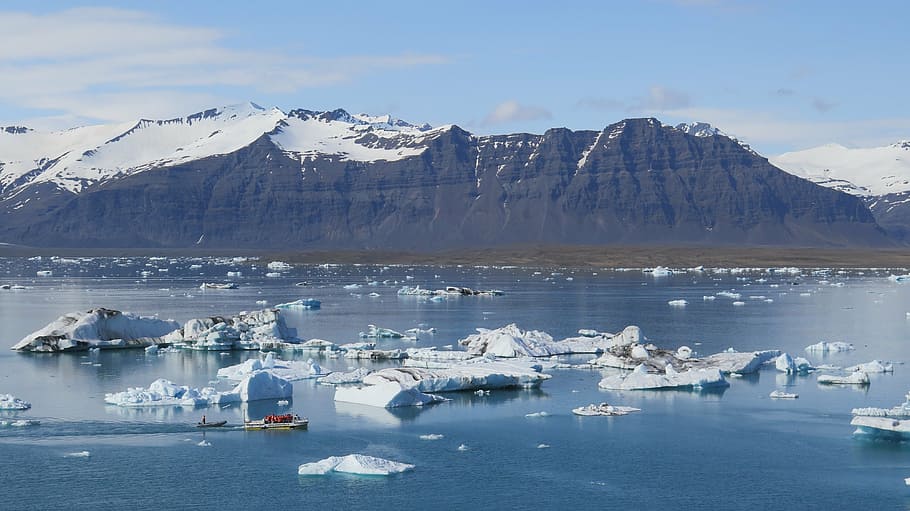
1, 257, 910, 510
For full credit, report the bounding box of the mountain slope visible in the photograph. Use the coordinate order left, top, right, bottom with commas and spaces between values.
0, 108, 891, 249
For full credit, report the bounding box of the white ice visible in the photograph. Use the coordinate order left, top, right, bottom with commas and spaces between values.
297, 454, 414, 476
598, 363, 729, 391
0, 394, 31, 410
805, 341, 855, 353
845, 360, 893, 373
13, 308, 180, 352
318, 367, 372, 385
216, 352, 323, 381
334, 382, 447, 408
361, 358, 551, 393
817, 370, 869, 385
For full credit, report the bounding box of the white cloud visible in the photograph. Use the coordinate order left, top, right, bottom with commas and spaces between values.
0, 8, 447, 123
482, 100, 552, 126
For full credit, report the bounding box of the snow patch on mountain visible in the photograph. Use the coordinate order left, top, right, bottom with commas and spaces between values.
771, 141, 910, 196
673, 122, 756, 154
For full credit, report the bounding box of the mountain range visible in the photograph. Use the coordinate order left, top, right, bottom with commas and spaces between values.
0, 103, 894, 249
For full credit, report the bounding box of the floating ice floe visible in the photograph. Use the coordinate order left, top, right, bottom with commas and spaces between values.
420, 434, 444, 440
216, 352, 324, 381
361, 358, 551, 393
0, 419, 39, 427
0, 394, 31, 410
853, 391, 910, 418
668, 300, 688, 307
105, 372, 292, 407
359, 325, 405, 339
403, 348, 475, 369
343, 349, 406, 360
318, 367, 372, 385
774, 353, 814, 374
851, 416, 910, 439
598, 363, 729, 391
817, 370, 869, 385
459, 323, 640, 358
645, 266, 672, 277
298, 454, 414, 476
64, 451, 90, 458
12, 308, 180, 352
887, 274, 910, 282
291, 339, 337, 352
845, 360, 893, 373
769, 390, 799, 399
525, 411, 550, 418
805, 341, 855, 353
334, 382, 447, 408
274, 299, 321, 310
164, 309, 298, 351
397, 286, 503, 297
199, 282, 238, 290
267, 261, 291, 271
572, 403, 641, 416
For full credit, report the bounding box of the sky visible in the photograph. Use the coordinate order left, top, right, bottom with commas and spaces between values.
0, 0, 907, 155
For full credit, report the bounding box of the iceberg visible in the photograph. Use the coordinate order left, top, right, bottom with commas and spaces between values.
0, 394, 31, 410
105, 372, 292, 407
851, 416, 910, 439
274, 298, 321, 310
397, 285, 503, 297
165, 309, 298, 350
817, 370, 869, 385
774, 353, 814, 374
361, 358, 551, 392
853, 392, 910, 418
334, 382, 447, 408
13, 308, 180, 352
104, 378, 219, 407
343, 349, 406, 360
213, 371, 293, 404
691, 350, 781, 374
359, 325, 405, 338
459, 323, 639, 358
216, 352, 324, 381
267, 261, 291, 271
845, 360, 893, 373
598, 363, 729, 391
404, 348, 475, 368
668, 299, 688, 307
318, 367, 372, 385
572, 403, 641, 416
199, 282, 238, 290
805, 341, 855, 353
298, 454, 414, 476
769, 390, 799, 399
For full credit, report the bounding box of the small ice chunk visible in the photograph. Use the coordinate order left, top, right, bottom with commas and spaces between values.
64, 451, 91, 458
668, 299, 687, 307
457, 444, 469, 451
769, 390, 798, 399
0, 394, 31, 410
197, 440, 211, 447
419, 434, 444, 440
537, 444, 550, 449
525, 411, 550, 418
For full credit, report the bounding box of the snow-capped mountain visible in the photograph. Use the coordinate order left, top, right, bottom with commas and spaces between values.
771, 141, 910, 197
771, 141, 910, 239
0, 103, 448, 197
0, 106, 891, 249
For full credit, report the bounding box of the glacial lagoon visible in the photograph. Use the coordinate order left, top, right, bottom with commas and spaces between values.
2, 257, 910, 509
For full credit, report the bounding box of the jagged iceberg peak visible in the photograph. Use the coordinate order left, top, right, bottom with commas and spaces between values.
286, 107, 432, 132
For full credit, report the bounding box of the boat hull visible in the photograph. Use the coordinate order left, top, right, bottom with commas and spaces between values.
243, 420, 308, 431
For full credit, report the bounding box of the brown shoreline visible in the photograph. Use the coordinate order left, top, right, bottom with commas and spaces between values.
1, 244, 909, 269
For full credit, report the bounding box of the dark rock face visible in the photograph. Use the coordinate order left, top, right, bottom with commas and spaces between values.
867, 192, 910, 241
0, 118, 890, 248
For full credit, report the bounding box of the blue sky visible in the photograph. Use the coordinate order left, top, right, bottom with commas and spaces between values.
0, 0, 907, 154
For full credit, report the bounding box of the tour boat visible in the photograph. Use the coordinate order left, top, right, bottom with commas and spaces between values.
244, 413, 308, 430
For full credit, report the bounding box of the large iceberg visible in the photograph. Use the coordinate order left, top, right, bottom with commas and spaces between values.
459, 323, 640, 358
334, 382, 446, 408
105, 372, 292, 407
845, 360, 893, 373
104, 378, 219, 407
774, 353, 814, 374
853, 391, 910, 418
598, 363, 729, 391
164, 309, 298, 350
318, 367, 372, 385
361, 358, 551, 393
216, 352, 324, 381
298, 454, 414, 476
851, 416, 910, 439
0, 394, 31, 410
12, 308, 180, 352
213, 371, 293, 404
274, 299, 320, 310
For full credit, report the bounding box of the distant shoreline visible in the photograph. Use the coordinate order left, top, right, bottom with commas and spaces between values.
0, 244, 908, 269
